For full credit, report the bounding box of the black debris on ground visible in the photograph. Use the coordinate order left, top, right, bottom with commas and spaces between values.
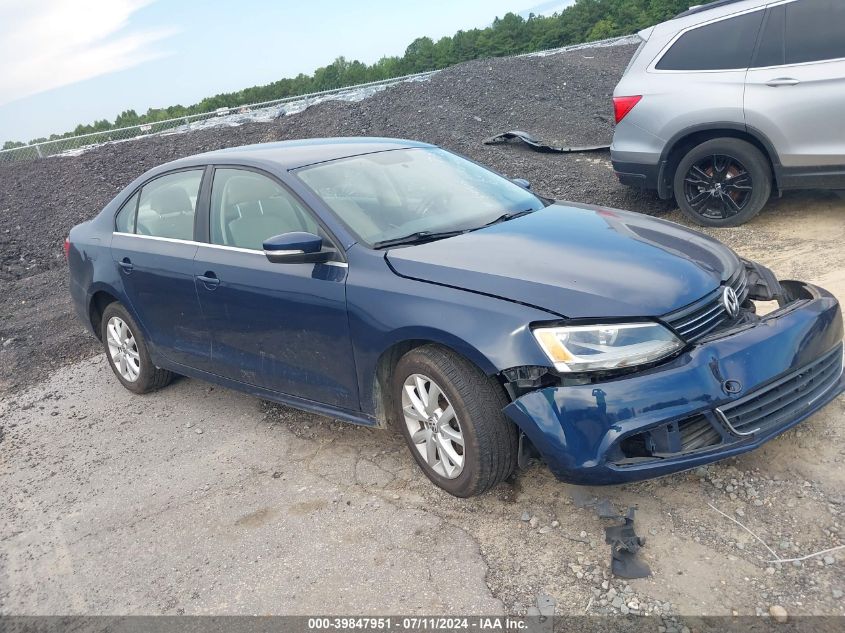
0, 42, 672, 392
603, 507, 651, 579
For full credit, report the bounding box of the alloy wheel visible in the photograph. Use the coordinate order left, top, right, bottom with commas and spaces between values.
401, 373, 465, 479
683, 154, 753, 220
106, 316, 141, 382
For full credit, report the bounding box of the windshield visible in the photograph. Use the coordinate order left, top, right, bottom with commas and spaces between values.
295, 147, 547, 246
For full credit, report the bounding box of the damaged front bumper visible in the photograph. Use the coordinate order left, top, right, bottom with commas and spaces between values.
503, 278, 845, 485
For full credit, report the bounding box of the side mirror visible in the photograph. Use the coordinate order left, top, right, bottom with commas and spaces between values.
263, 232, 331, 264
512, 178, 532, 190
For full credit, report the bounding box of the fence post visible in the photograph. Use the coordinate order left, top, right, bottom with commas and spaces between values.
35, 145, 43, 158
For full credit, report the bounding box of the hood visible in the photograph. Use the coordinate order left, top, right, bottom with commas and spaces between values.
385, 203, 740, 319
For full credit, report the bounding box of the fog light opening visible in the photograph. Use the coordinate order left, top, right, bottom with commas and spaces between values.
614, 415, 723, 465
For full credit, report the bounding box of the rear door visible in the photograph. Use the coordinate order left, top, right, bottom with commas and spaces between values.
111, 168, 209, 366
631, 8, 766, 151
192, 167, 359, 409
745, 0, 845, 179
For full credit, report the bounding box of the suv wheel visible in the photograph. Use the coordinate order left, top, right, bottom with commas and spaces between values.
101, 302, 174, 394
674, 138, 771, 227
392, 344, 518, 497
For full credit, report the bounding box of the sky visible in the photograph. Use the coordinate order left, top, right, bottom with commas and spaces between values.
0, 0, 574, 144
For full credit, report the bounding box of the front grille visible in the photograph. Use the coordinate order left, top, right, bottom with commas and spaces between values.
717, 345, 844, 436
663, 266, 748, 342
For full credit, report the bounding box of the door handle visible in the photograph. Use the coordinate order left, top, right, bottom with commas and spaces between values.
118, 258, 133, 273
197, 272, 220, 289
765, 77, 800, 87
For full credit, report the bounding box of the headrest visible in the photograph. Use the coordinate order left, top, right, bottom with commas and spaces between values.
150, 186, 192, 214
224, 176, 281, 208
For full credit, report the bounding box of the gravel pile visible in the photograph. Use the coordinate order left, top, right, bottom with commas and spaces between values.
0, 42, 672, 390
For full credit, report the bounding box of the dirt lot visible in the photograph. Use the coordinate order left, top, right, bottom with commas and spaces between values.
1, 41, 844, 621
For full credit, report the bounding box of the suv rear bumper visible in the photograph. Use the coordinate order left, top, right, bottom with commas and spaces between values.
503, 280, 844, 485
611, 158, 669, 198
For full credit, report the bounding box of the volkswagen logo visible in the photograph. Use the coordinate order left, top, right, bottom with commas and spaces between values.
722, 286, 740, 318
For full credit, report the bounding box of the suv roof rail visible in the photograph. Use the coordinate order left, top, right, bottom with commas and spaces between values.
674, 0, 753, 19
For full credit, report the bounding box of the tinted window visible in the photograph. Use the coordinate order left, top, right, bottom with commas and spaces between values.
753, 5, 785, 67
656, 10, 764, 70
785, 0, 845, 64
136, 170, 203, 240
115, 192, 139, 233
210, 169, 321, 251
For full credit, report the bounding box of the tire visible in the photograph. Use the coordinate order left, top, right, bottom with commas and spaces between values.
673, 138, 772, 227
392, 344, 518, 497
101, 302, 173, 394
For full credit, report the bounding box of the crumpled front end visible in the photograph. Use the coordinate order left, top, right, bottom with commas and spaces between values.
503, 273, 844, 485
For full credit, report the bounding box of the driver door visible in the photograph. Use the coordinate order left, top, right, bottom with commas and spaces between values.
192, 167, 359, 410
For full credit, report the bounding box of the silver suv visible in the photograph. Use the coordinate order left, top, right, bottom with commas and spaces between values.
611, 0, 845, 226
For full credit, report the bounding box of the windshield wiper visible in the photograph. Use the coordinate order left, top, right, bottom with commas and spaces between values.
373, 229, 468, 249
480, 208, 536, 228
372, 208, 537, 249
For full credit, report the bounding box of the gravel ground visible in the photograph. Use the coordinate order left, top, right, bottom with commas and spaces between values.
1, 41, 844, 619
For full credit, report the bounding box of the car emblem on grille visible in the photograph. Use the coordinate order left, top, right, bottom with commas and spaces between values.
722, 286, 740, 318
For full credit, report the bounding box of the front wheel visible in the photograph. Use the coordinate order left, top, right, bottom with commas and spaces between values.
101, 303, 173, 394
673, 138, 772, 227
392, 345, 518, 497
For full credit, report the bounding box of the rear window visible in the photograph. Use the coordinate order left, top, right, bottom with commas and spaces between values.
656, 10, 764, 71
114, 192, 139, 233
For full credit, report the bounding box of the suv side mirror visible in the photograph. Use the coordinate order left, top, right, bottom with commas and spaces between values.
512, 178, 531, 190
263, 232, 331, 264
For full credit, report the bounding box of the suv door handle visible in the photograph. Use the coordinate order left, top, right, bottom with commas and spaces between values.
118, 258, 133, 273
765, 77, 800, 87
196, 272, 220, 289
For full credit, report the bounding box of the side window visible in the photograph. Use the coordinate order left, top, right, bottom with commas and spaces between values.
136, 170, 203, 240
114, 191, 139, 233
656, 10, 764, 71
210, 168, 322, 251
784, 0, 845, 64
753, 5, 785, 68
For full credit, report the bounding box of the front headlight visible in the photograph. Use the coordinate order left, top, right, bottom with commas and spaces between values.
532, 322, 683, 373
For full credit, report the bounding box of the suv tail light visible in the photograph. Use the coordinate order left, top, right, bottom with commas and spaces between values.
64, 237, 71, 261
613, 95, 642, 124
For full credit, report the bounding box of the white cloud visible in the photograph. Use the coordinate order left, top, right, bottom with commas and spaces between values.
0, 0, 176, 106
519, 0, 575, 18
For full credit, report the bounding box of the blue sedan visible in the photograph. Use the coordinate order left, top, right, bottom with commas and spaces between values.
66, 138, 844, 497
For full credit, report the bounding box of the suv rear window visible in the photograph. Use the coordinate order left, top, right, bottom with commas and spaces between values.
656, 10, 764, 71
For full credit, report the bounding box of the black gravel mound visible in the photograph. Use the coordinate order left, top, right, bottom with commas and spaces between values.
0, 42, 671, 391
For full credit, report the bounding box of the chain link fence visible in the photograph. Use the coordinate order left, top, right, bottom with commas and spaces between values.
0, 35, 638, 166
0, 71, 438, 164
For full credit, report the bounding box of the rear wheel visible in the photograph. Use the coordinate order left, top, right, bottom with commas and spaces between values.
101, 303, 173, 394
674, 138, 771, 227
392, 345, 518, 497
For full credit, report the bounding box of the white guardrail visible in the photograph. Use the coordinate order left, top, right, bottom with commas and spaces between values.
0, 35, 638, 164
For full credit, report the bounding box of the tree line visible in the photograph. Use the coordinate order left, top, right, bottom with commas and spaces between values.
3, 0, 707, 150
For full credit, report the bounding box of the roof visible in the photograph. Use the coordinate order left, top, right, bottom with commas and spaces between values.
167, 137, 434, 171
674, 0, 763, 19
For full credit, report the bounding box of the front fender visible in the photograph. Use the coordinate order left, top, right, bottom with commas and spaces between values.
346, 247, 556, 416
